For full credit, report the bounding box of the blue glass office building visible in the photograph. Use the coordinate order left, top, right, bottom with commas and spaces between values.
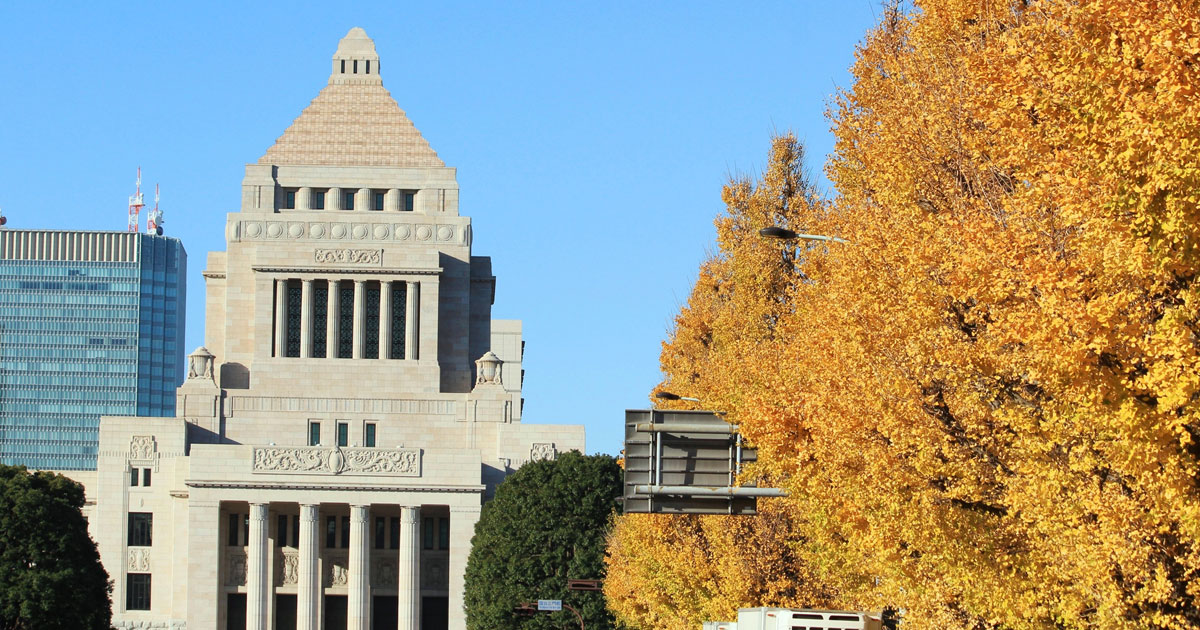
0, 230, 186, 470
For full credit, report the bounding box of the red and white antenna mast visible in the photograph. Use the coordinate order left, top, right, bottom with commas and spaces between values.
146, 183, 163, 235
128, 167, 145, 232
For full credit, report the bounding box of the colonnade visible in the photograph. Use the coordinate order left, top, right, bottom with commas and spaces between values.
243, 503, 422, 630
273, 279, 420, 360
292, 187, 415, 212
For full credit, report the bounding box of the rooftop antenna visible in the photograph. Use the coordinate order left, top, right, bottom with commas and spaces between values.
128, 167, 145, 232
147, 183, 163, 235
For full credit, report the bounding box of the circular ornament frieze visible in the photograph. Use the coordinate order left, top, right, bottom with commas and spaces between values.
396, 225, 412, 240
245, 222, 263, 238
309, 224, 326, 238
331, 224, 348, 239
266, 223, 284, 238
353, 225, 369, 239
416, 226, 432, 241
373, 225, 390, 240
288, 223, 304, 238
437, 226, 453, 241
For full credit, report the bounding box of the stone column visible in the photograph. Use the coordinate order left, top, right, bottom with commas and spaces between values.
385, 188, 401, 212
405, 281, 419, 360
298, 504, 320, 630
300, 279, 314, 358
349, 505, 370, 630
352, 280, 366, 359
327, 280, 340, 359
247, 502, 269, 630
329, 187, 343, 211
298, 187, 312, 211
274, 279, 288, 357
447, 506, 481, 630
357, 187, 371, 212
379, 281, 392, 359
398, 506, 421, 630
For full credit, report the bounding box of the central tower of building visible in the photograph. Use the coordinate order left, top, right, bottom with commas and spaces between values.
86, 28, 584, 630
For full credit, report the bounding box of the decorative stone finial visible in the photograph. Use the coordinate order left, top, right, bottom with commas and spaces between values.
187, 346, 215, 381
330, 27, 382, 85
475, 351, 503, 386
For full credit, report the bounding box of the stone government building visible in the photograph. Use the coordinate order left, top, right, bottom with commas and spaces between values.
67, 28, 585, 630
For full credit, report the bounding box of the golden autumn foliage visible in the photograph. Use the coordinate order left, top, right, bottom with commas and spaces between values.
605, 1, 1200, 629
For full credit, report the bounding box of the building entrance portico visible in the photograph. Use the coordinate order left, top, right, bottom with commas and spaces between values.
215, 500, 458, 630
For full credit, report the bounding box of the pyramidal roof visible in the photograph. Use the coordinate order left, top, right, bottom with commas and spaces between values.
258, 28, 444, 168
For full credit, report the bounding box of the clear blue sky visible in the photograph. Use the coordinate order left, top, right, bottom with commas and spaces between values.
0, 2, 881, 457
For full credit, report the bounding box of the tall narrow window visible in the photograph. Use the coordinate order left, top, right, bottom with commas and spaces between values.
228, 513, 239, 546
312, 189, 326, 210
372, 191, 385, 211
341, 516, 350, 548
353, 60, 358, 74
284, 190, 296, 210
126, 574, 151, 611
343, 191, 355, 210
286, 281, 302, 357
312, 281, 328, 357
244, 515, 249, 546
292, 515, 300, 547
423, 517, 435, 550
389, 283, 407, 359
374, 517, 385, 549
337, 422, 348, 447
403, 191, 415, 212
363, 282, 380, 359
365, 60, 371, 74
338, 282, 354, 358
309, 421, 320, 446
128, 513, 153, 546
341, 60, 346, 73
439, 517, 450, 550
142, 468, 151, 487
277, 514, 289, 547
364, 423, 376, 448
325, 516, 336, 548
130, 467, 139, 486
390, 517, 400, 550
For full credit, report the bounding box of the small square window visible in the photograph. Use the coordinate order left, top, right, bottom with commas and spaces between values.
126, 573, 151, 611
142, 468, 151, 487
364, 423, 376, 448
343, 191, 355, 210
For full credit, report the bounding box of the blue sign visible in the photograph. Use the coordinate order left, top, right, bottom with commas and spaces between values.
537, 600, 562, 611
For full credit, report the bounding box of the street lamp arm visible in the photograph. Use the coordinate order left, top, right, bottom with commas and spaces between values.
758, 226, 850, 244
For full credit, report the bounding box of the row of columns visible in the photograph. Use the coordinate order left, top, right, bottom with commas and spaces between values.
293, 187, 414, 212
245, 503, 422, 630
274, 279, 420, 360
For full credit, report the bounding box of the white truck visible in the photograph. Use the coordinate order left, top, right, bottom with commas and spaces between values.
703, 607, 884, 630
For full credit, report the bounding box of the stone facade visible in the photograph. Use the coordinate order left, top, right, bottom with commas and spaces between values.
66, 27, 584, 630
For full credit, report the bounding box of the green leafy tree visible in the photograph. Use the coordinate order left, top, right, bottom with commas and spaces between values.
464, 451, 622, 630
0, 465, 111, 630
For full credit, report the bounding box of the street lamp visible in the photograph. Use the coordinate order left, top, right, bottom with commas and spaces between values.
654, 391, 700, 403
758, 226, 849, 244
